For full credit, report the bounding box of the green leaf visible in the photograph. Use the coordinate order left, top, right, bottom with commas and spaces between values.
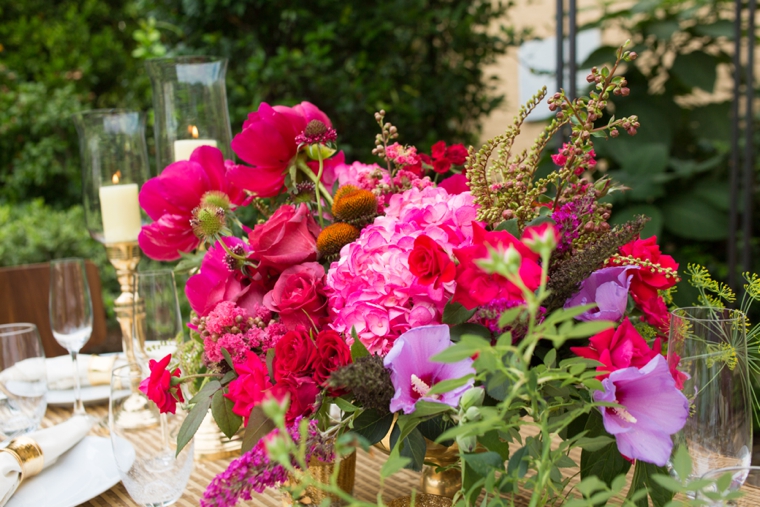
265, 348, 275, 381
176, 395, 213, 456
478, 430, 509, 460
462, 451, 503, 477
426, 375, 475, 397
352, 409, 394, 445
562, 320, 615, 339
485, 370, 511, 401
543, 349, 557, 368
442, 299, 477, 325
417, 416, 455, 447
627, 461, 674, 507
693, 20, 734, 39
449, 323, 491, 342
333, 397, 360, 413
610, 204, 663, 239
241, 406, 276, 453
431, 334, 489, 363
662, 195, 728, 240
576, 435, 615, 452
495, 218, 519, 236
507, 445, 529, 477
395, 426, 426, 472
211, 389, 242, 439
189, 380, 221, 404
220, 347, 234, 370
670, 51, 719, 92
670, 445, 692, 482
221, 371, 237, 385
620, 143, 669, 176
350, 335, 370, 361
380, 446, 410, 478
497, 306, 526, 328
580, 411, 631, 486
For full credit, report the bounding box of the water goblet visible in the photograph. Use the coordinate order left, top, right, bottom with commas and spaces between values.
699, 466, 760, 506
133, 270, 182, 363
49, 258, 93, 416
110, 363, 193, 506
0, 323, 47, 441
668, 306, 752, 480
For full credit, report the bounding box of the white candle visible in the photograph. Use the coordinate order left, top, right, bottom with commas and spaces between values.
99, 183, 142, 244
173, 139, 218, 162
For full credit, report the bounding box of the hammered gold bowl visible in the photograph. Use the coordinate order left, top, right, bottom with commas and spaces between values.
282, 451, 357, 507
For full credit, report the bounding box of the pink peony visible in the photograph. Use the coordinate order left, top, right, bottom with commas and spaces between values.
185, 237, 267, 317
138, 146, 246, 261
325, 186, 479, 354
228, 102, 332, 197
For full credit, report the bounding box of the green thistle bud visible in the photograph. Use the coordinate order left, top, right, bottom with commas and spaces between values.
190, 205, 226, 240
200, 190, 232, 213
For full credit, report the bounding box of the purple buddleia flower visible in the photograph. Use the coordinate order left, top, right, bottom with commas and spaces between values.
594, 354, 689, 466
565, 266, 639, 322
384, 325, 475, 414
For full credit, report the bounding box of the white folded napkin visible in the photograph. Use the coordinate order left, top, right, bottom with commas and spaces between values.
0, 415, 94, 506
0, 355, 118, 391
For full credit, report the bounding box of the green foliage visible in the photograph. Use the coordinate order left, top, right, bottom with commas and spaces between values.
139, 0, 521, 160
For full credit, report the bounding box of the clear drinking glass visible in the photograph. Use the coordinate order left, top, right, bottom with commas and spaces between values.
133, 270, 182, 363
668, 307, 752, 480
110, 363, 193, 506
145, 56, 233, 173
0, 324, 47, 441
49, 258, 93, 415
699, 466, 760, 506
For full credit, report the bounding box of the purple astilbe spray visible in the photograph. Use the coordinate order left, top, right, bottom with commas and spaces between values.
201, 418, 333, 507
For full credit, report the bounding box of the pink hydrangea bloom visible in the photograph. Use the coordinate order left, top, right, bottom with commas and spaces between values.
334, 161, 391, 192
325, 186, 479, 354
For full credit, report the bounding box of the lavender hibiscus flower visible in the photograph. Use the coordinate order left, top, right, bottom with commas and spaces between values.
565, 266, 639, 322
594, 354, 689, 466
383, 325, 475, 414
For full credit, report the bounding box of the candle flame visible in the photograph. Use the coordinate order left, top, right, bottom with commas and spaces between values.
112, 171, 121, 184
189, 125, 199, 139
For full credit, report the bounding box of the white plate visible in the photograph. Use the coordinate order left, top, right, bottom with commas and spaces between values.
7, 436, 124, 507
47, 385, 111, 407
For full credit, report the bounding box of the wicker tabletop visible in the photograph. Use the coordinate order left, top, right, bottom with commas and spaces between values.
40, 405, 760, 507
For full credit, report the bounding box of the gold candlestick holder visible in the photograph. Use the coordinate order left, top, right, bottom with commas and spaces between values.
105, 241, 143, 365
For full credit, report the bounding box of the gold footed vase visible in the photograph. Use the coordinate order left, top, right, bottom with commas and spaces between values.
377, 429, 459, 507
282, 451, 357, 507
194, 409, 244, 460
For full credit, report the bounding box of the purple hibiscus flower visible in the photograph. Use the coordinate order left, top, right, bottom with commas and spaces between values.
565, 266, 639, 322
383, 325, 475, 414
595, 354, 689, 466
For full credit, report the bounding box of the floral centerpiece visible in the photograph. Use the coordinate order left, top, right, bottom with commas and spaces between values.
135, 42, 737, 507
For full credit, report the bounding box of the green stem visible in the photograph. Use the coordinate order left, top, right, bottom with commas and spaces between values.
315, 150, 326, 228
297, 159, 334, 206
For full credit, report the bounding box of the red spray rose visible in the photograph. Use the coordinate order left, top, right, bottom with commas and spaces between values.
408, 235, 457, 289
612, 236, 679, 302
571, 318, 661, 380
248, 203, 321, 272
273, 375, 320, 423
225, 351, 275, 425
263, 262, 328, 330
312, 330, 352, 388
429, 141, 468, 174
272, 327, 317, 381
139, 354, 184, 414
438, 173, 470, 195
452, 223, 542, 310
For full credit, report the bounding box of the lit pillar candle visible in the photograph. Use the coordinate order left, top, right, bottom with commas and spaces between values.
98, 177, 142, 244
173, 125, 217, 162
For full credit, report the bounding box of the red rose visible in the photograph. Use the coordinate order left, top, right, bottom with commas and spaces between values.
273, 327, 317, 381
637, 294, 671, 335
248, 203, 321, 272
452, 223, 542, 310
225, 351, 275, 425
438, 173, 470, 195
263, 262, 328, 330
273, 375, 320, 423
431, 141, 447, 160
408, 235, 456, 289
313, 330, 352, 389
139, 354, 184, 414
432, 158, 452, 174
446, 144, 468, 165
570, 318, 661, 380
614, 236, 679, 302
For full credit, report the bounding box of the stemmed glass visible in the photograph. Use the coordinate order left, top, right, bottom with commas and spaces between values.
49, 258, 93, 416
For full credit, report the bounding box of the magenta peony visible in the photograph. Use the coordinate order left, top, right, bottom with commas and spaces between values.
228, 102, 332, 197
138, 146, 246, 261
325, 186, 479, 354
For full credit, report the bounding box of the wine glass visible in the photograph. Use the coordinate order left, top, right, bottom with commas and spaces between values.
668, 307, 752, 480
0, 323, 47, 441
134, 270, 182, 363
699, 466, 760, 506
110, 363, 193, 506
49, 258, 93, 416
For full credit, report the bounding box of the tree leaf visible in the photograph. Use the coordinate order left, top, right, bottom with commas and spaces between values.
662, 195, 728, 240
442, 299, 477, 325
352, 409, 394, 445
394, 426, 426, 471
241, 406, 276, 453
333, 397, 359, 413
462, 451, 504, 477
628, 460, 674, 507
670, 51, 719, 92
350, 335, 370, 360
176, 395, 213, 456
478, 430, 509, 460
189, 380, 221, 404
211, 389, 242, 439
580, 411, 631, 486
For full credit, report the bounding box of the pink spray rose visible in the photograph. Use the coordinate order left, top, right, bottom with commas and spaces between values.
248, 203, 321, 272
263, 262, 328, 330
